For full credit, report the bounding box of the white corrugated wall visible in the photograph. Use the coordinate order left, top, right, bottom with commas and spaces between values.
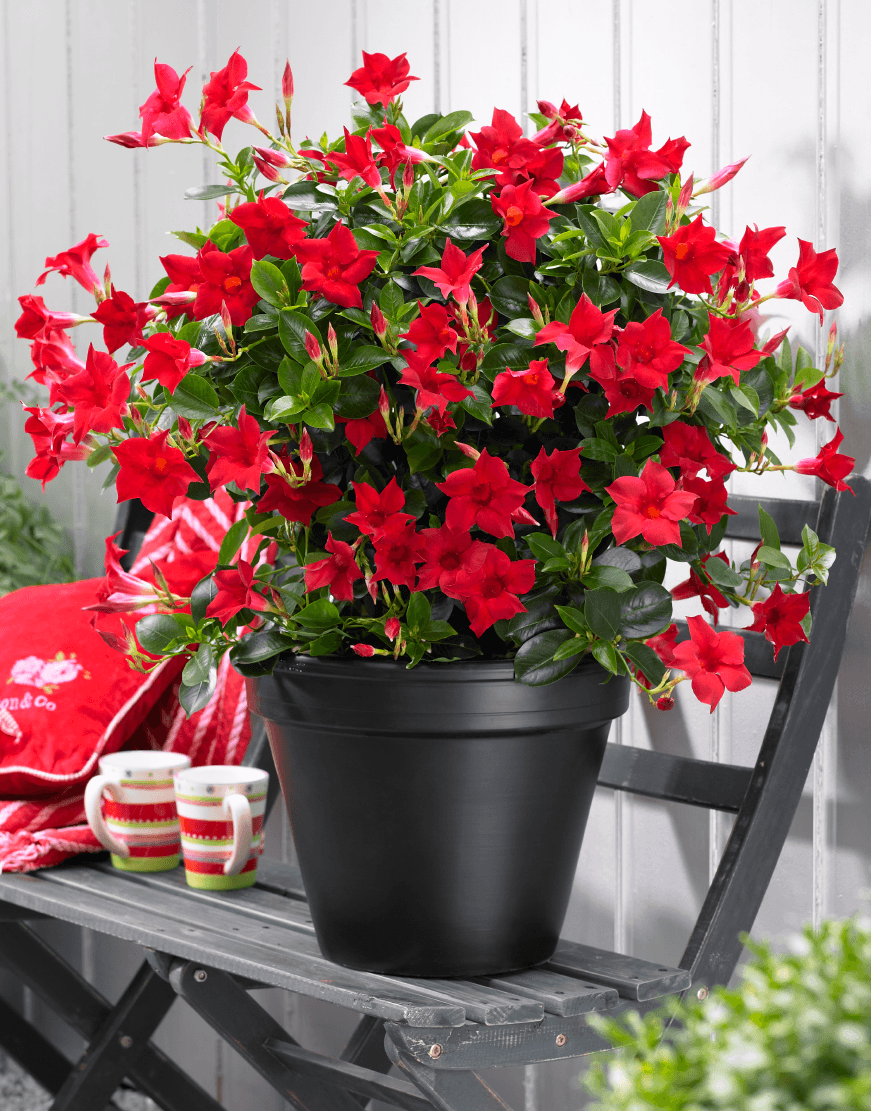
1, 3, 869, 1108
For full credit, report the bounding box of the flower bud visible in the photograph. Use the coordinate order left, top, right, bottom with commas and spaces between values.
304, 331, 322, 364
370, 301, 387, 340
402, 160, 415, 192
385, 617, 401, 641
299, 428, 313, 464
352, 643, 376, 657
455, 441, 481, 461
327, 322, 338, 361
378, 386, 390, 421
176, 416, 193, 441
656, 696, 675, 711
528, 293, 544, 325
677, 173, 694, 213
282, 62, 294, 108
693, 156, 749, 197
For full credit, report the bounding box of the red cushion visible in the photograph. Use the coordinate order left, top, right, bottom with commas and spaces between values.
0, 579, 184, 796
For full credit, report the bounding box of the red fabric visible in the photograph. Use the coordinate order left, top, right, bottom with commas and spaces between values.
0, 492, 255, 872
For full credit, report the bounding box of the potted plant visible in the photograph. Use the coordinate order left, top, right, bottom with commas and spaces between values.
16, 49, 850, 975
584, 917, 871, 1108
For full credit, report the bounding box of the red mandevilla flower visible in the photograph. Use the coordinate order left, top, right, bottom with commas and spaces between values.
141, 333, 208, 393
23, 406, 89, 488
304, 533, 363, 602
114, 430, 200, 519
658, 214, 735, 295
229, 195, 308, 260
603, 110, 687, 197
199, 51, 261, 141
28, 332, 85, 387
335, 409, 389, 455
207, 559, 270, 625
606, 460, 698, 546
793, 427, 854, 492
683, 475, 737, 533
437, 451, 530, 539
531, 447, 589, 538
695, 314, 762, 386
401, 302, 459, 363
257, 455, 342, 524
775, 239, 844, 322
371, 521, 426, 590
14, 295, 88, 341
328, 128, 382, 189
139, 62, 194, 144
599, 371, 657, 418
346, 478, 414, 538
534, 294, 618, 380
452, 546, 536, 636
417, 526, 489, 596
345, 51, 419, 105
371, 123, 425, 188
659, 421, 735, 480
615, 309, 691, 390
92, 287, 156, 353
491, 359, 557, 419
85, 534, 166, 616
490, 180, 554, 264
36, 233, 108, 293
202, 406, 276, 493
743, 583, 811, 661
294, 222, 379, 310
158, 253, 204, 319
398, 352, 472, 414
672, 553, 731, 624
192, 241, 261, 326
788, 380, 843, 422
413, 240, 486, 305
670, 615, 752, 711
53, 345, 131, 443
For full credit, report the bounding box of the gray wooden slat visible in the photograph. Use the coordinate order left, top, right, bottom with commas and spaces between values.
475, 968, 618, 1017
256, 859, 307, 900
544, 941, 690, 1001
598, 744, 752, 813
0, 870, 463, 1027
401, 979, 543, 1026
725, 495, 819, 546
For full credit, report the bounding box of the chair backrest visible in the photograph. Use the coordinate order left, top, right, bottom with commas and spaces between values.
597, 477, 871, 992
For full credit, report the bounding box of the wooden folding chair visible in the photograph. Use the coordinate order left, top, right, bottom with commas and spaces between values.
0, 477, 868, 1111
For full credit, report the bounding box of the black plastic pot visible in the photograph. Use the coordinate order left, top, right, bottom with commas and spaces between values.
247, 656, 629, 978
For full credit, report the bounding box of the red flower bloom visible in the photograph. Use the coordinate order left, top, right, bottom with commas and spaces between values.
743, 583, 811, 661
532, 99, 584, 145
14, 295, 87, 340
417, 526, 489, 596
452, 546, 536, 637
23, 406, 88, 488
695, 314, 761, 386
92, 287, 156, 353
491, 180, 554, 264
304, 533, 362, 602
549, 163, 612, 204
114, 430, 199, 518
257, 455, 341, 524
345, 51, 419, 105
672, 553, 731, 624
371, 123, 425, 188
491, 359, 557, 418
534, 294, 618, 379
54, 345, 130, 443
793, 427, 854, 492
531, 447, 589, 538
28, 332, 85, 387
328, 128, 382, 189
413, 240, 486, 305
658, 214, 735, 295
646, 622, 680, 667
739, 224, 786, 282
615, 309, 691, 390
294, 222, 379, 310
598, 371, 657, 418
158, 253, 204, 319
401, 302, 459, 363
606, 460, 698, 546
346, 478, 414, 538
206, 559, 269, 625
335, 409, 389, 454
789, 380, 843, 422
603, 110, 686, 197
139, 62, 194, 144
426, 409, 457, 437
199, 51, 261, 141
371, 521, 426, 590
659, 422, 735, 480
202, 406, 276, 493
670, 615, 752, 711
470, 109, 533, 176
775, 239, 844, 322
437, 450, 530, 539
141, 333, 208, 393
192, 241, 260, 326
36, 233, 108, 293
398, 352, 472, 414
229, 195, 308, 260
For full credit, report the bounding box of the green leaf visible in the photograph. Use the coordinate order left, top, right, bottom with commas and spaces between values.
514, 628, 576, 686
758, 506, 781, 551
423, 110, 474, 143
179, 669, 218, 717
630, 189, 668, 233
624, 259, 672, 294
458, 383, 493, 425
580, 438, 619, 463
406, 441, 443, 474
480, 342, 533, 375
86, 442, 115, 469
279, 310, 321, 363
488, 276, 531, 319
171, 229, 209, 250
703, 556, 743, 589
592, 641, 628, 675
593, 546, 643, 574
136, 614, 188, 654
334, 373, 380, 419
190, 574, 217, 624
507, 593, 561, 644
206, 219, 244, 252
623, 642, 667, 686
525, 532, 566, 562
584, 588, 623, 641
406, 592, 431, 632
185, 184, 236, 201
555, 604, 587, 636
250, 259, 290, 308
379, 280, 406, 322
757, 545, 792, 570
336, 345, 389, 377
182, 643, 215, 687
729, 385, 758, 416
169, 374, 221, 420
267, 395, 308, 422
295, 598, 340, 630
299, 403, 335, 430
440, 198, 502, 241
619, 581, 672, 639
582, 565, 635, 592
552, 637, 588, 662
217, 518, 250, 567
282, 180, 334, 210
505, 317, 537, 339
230, 629, 293, 667
697, 386, 737, 428
308, 629, 343, 656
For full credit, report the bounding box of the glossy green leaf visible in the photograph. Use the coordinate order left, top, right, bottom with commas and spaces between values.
295, 599, 341, 630
136, 614, 188, 654
619, 581, 672, 639
584, 588, 623, 641
623, 641, 667, 686
250, 259, 290, 307
514, 628, 576, 685
217, 518, 250, 567
169, 374, 221, 420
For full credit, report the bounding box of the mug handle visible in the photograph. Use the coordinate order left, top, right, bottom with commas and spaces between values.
222, 792, 252, 877
84, 775, 129, 858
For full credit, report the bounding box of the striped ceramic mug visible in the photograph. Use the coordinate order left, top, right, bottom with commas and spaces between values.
173, 765, 268, 890
84, 751, 191, 872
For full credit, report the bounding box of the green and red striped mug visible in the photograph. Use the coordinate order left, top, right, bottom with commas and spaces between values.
84, 751, 192, 872
173, 765, 268, 890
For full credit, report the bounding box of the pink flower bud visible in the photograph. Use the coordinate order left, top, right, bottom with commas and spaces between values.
299, 428, 313, 464
528, 293, 544, 324
656, 696, 675, 711
678, 174, 694, 212
177, 416, 193, 440
304, 331, 322, 363
537, 100, 559, 120
385, 617, 401, 641
352, 643, 376, 657
378, 386, 390, 420
402, 160, 415, 191
693, 156, 749, 197
327, 322, 338, 360
219, 300, 233, 335
370, 301, 387, 339
253, 145, 294, 169
455, 441, 481, 461
252, 156, 285, 183
281, 61, 294, 107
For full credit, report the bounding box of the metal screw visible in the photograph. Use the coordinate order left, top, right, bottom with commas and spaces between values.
119, 1035, 133, 1048
697, 987, 708, 1000
555, 1034, 567, 1048
428, 1044, 442, 1059
194, 969, 208, 982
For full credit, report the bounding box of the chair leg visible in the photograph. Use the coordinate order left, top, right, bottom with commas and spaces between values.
0, 923, 223, 1111
385, 1033, 514, 1111
340, 1015, 392, 1106
0, 994, 74, 1095
48, 961, 176, 1111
